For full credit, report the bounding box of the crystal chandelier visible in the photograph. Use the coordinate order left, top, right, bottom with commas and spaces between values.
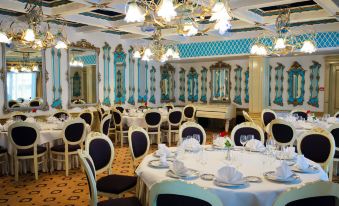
0, 0, 69, 49
124, 0, 233, 36
133, 28, 180, 62
250, 9, 317, 56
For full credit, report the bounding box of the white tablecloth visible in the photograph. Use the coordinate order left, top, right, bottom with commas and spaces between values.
136, 147, 328, 206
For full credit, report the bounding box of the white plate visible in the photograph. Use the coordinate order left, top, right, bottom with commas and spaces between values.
245, 147, 265, 152
214, 179, 248, 188
276, 153, 297, 160
153, 151, 176, 158
166, 169, 199, 180
291, 165, 319, 174
148, 159, 173, 168
263, 171, 301, 183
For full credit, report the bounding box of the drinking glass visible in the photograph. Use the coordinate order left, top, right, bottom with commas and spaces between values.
247, 135, 254, 141
193, 134, 201, 143
240, 135, 247, 152
266, 139, 276, 155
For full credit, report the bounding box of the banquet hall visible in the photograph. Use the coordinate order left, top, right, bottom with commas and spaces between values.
0, 0, 338, 205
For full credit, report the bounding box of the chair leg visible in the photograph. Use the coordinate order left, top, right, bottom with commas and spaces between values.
34, 157, 38, 180
65, 154, 69, 177
14, 157, 19, 181
50, 152, 54, 173
120, 132, 123, 148
167, 131, 171, 147
157, 131, 161, 145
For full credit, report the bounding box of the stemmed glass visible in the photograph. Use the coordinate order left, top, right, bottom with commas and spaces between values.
193, 134, 201, 143
247, 135, 254, 152
240, 135, 247, 152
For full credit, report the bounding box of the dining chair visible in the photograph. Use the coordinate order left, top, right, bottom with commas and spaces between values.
164, 103, 174, 112
231, 122, 265, 146
29, 100, 41, 107
11, 112, 28, 121
273, 181, 339, 206
102, 111, 109, 120
53, 110, 70, 120
261, 109, 277, 127
161, 108, 183, 146
112, 109, 128, 147
183, 104, 196, 123
108, 114, 116, 140
144, 109, 162, 144
328, 124, 339, 178
269, 119, 296, 148
16, 98, 24, 103
290, 109, 308, 120
242, 110, 254, 123
99, 107, 105, 115
97, 108, 102, 122
115, 105, 124, 113
50, 118, 86, 176
100, 114, 111, 136
0, 146, 8, 175
8, 122, 48, 181
297, 129, 335, 178
79, 110, 94, 128
335, 111, 339, 118
128, 126, 150, 169
178, 122, 206, 145
77, 150, 142, 206
8, 100, 19, 108
150, 180, 223, 206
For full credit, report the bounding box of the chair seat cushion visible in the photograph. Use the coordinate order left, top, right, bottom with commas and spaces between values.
161, 125, 179, 131
51, 144, 81, 152
0, 146, 7, 154
97, 174, 137, 194
147, 127, 159, 133
98, 197, 142, 206
17, 146, 46, 156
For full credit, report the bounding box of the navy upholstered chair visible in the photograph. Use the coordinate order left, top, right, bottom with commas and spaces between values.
128, 126, 150, 168
335, 111, 339, 118
11, 113, 28, 121
328, 124, 339, 179
29, 100, 41, 107
150, 180, 223, 206
100, 114, 111, 136
8, 100, 19, 108
261, 109, 277, 127
78, 150, 141, 206
144, 109, 162, 144
50, 119, 86, 176
231, 122, 264, 146
112, 109, 128, 147
183, 104, 196, 122
179, 122, 206, 145
0, 146, 8, 175
79, 111, 94, 127
115, 106, 124, 113
164, 103, 174, 112
269, 119, 296, 148
290, 110, 308, 120
53, 110, 70, 120
297, 129, 335, 176
161, 109, 183, 146
8, 122, 48, 181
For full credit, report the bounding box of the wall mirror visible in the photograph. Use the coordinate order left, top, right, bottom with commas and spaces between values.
187, 67, 198, 102
1, 42, 48, 112
287, 61, 305, 106
210, 61, 231, 103
68, 39, 99, 107
114, 44, 126, 104
160, 63, 175, 102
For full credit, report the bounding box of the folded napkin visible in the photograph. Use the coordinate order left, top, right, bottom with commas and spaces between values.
156, 144, 171, 157
284, 147, 296, 159
216, 166, 244, 184
182, 138, 201, 152
245, 139, 265, 151
213, 137, 226, 147
275, 161, 294, 179
327, 117, 338, 124
25, 117, 35, 123
159, 154, 168, 166
170, 160, 188, 176
296, 155, 309, 170
47, 116, 60, 123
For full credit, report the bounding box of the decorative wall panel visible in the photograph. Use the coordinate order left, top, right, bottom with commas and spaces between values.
269, 65, 272, 106
273, 63, 285, 106
200, 67, 207, 102
307, 61, 320, 107
187, 67, 198, 102
244, 68, 249, 103
233, 65, 242, 105
51, 48, 62, 108
127, 47, 135, 105
287, 61, 305, 106
179, 68, 186, 102
103, 42, 111, 105
114, 44, 126, 104
138, 60, 148, 103
149, 66, 156, 104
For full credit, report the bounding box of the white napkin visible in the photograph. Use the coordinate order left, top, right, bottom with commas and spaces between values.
182, 138, 201, 152
284, 147, 296, 159
159, 154, 168, 166
25, 117, 35, 123
216, 166, 244, 184
213, 137, 226, 147
327, 117, 337, 124
296, 155, 309, 170
156, 144, 171, 157
245, 139, 265, 151
275, 161, 294, 179
170, 160, 188, 176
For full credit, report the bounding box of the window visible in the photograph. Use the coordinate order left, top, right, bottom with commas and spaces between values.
7, 72, 37, 101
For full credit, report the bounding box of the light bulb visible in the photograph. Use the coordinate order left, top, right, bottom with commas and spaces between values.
0, 31, 11, 44
157, 0, 177, 22
210, 2, 232, 35
301, 40, 316, 54
274, 38, 286, 50
165, 48, 174, 58
183, 24, 198, 37
133, 50, 141, 58
55, 40, 68, 49
23, 28, 35, 42
125, 1, 145, 23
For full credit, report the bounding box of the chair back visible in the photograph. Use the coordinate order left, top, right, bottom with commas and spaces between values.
291, 110, 308, 120
8, 100, 18, 108
297, 129, 335, 172
164, 103, 174, 112
269, 119, 296, 147
335, 111, 339, 118
231, 122, 264, 146
128, 126, 150, 165
179, 122, 206, 145
273, 181, 339, 206
79, 111, 93, 126
168, 109, 183, 126
242, 110, 254, 122
85, 132, 114, 175
16, 98, 24, 103
261, 109, 277, 127
115, 106, 124, 113
112, 109, 123, 126
150, 180, 223, 206
100, 107, 105, 115
100, 114, 111, 136
8, 122, 39, 152
62, 119, 86, 146
328, 123, 339, 156
53, 110, 70, 120
78, 150, 98, 206
183, 105, 196, 121
97, 108, 102, 121
11, 113, 28, 121
144, 109, 162, 127
29, 100, 40, 107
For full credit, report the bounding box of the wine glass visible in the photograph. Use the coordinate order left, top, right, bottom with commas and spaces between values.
266, 139, 276, 156
240, 135, 247, 152
193, 134, 201, 143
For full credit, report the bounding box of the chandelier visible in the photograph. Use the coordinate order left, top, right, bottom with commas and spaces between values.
124, 0, 232, 36
8, 52, 40, 73
0, 0, 69, 49
250, 9, 317, 56
133, 28, 180, 62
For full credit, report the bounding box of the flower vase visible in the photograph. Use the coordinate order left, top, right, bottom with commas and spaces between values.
226, 147, 231, 161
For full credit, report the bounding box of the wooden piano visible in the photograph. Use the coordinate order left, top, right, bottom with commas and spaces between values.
195, 103, 236, 132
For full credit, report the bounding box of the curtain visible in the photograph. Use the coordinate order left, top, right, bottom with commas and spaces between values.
7, 72, 37, 101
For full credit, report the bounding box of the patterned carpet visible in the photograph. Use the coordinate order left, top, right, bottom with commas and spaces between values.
0, 135, 338, 206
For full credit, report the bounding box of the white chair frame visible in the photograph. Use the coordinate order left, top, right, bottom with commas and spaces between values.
79, 110, 94, 128
100, 114, 112, 136
334, 111, 339, 118
178, 122, 207, 145
328, 123, 339, 178
164, 103, 174, 111
297, 128, 335, 178
50, 118, 86, 176
128, 126, 150, 169
242, 110, 254, 123
144, 109, 162, 144
231, 122, 265, 144
290, 109, 308, 119
11, 112, 28, 120
162, 108, 183, 146
52, 110, 71, 119
273, 181, 339, 206
269, 119, 297, 148
149, 180, 223, 206
8, 122, 48, 181
183, 104, 196, 122
261, 108, 277, 127
112, 109, 128, 147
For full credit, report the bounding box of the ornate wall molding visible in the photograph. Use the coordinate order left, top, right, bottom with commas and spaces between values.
287, 61, 305, 106
307, 61, 321, 107
179, 68, 186, 102
149, 66, 156, 104
114, 44, 126, 104
103, 42, 111, 106
233, 65, 242, 105
273, 63, 285, 106
127, 46, 135, 105
200, 67, 207, 103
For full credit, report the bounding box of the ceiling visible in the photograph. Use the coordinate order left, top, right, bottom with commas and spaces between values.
0, 0, 338, 43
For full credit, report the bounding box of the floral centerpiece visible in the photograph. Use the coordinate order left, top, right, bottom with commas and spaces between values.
144, 101, 148, 109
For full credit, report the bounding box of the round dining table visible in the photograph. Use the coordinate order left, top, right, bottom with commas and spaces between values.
135, 146, 328, 206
